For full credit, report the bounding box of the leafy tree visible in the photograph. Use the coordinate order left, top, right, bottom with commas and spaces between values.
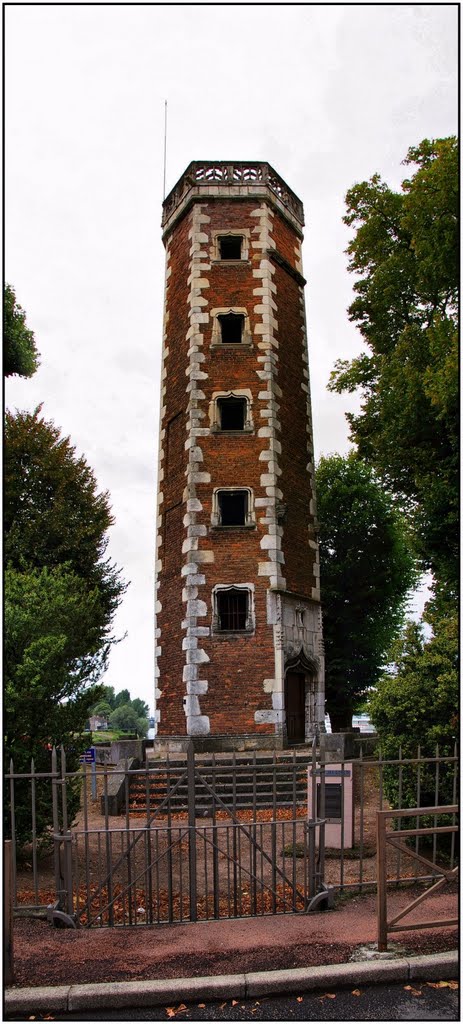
91, 700, 113, 718
109, 704, 148, 738
4, 565, 106, 842
4, 284, 40, 378
329, 138, 458, 591
4, 408, 127, 845
369, 596, 458, 814
316, 454, 416, 731
113, 688, 131, 710
4, 407, 125, 627
132, 697, 149, 719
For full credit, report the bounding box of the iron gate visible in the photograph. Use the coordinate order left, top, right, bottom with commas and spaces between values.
72, 743, 325, 927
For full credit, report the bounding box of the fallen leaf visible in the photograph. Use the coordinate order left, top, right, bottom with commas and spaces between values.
425, 982, 440, 989
352, 989, 362, 996
198, 1004, 205, 1008
176, 1006, 188, 1014
166, 1012, 176, 1020
232, 1000, 238, 1006
296, 996, 303, 1002
220, 1003, 227, 1010
448, 981, 459, 990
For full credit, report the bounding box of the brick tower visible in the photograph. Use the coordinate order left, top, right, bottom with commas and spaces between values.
155, 162, 324, 751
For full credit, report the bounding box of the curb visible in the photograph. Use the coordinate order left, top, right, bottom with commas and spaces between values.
5, 950, 458, 1015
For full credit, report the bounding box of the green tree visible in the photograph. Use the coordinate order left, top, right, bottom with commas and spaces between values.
316, 454, 416, 731
4, 409, 127, 845
109, 704, 148, 738
4, 284, 40, 378
132, 697, 149, 719
91, 700, 113, 718
113, 688, 131, 709
369, 596, 458, 812
4, 407, 125, 627
329, 138, 458, 591
4, 565, 106, 841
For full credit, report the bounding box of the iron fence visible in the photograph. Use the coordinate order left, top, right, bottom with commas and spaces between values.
4, 740, 458, 928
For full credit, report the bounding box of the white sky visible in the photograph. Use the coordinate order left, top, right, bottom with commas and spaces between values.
5, 5, 457, 713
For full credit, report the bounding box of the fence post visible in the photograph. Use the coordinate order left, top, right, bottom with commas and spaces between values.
187, 740, 197, 922
4, 840, 14, 985
376, 811, 388, 951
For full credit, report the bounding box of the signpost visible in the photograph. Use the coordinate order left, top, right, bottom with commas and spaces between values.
79, 747, 96, 799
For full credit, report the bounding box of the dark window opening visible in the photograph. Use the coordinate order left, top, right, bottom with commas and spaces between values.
218, 397, 246, 431
217, 589, 248, 631
218, 313, 244, 344
219, 236, 242, 260
317, 783, 342, 820
218, 490, 248, 526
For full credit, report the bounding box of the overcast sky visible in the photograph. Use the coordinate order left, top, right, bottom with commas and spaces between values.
5, 5, 457, 714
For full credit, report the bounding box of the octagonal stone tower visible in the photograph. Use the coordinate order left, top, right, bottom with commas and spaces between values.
155, 161, 324, 751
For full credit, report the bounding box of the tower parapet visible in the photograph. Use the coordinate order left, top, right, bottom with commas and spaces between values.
162, 161, 304, 236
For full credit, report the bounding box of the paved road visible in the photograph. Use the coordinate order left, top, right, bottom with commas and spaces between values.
7, 981, 459, 1021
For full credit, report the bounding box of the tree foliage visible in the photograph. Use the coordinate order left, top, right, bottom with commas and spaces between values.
329, 138, 458, 591
4, 565, 106, 841
4, 407, 125, 627
316, 454, 416, 730
109, 704, 149, 738
368, 596, 458, 811
4, 284, 40, 378
4, 408, 127, 844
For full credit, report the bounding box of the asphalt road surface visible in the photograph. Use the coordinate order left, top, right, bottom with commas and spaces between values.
8, 981, 459, 1021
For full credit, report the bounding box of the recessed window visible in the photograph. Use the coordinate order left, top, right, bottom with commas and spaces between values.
217, 396, 246, 431
218, 490, 247, 526
217, 588, 249, 631
218, 313, 244, 344
219, 235, 242, 260
211, 487, 255, 528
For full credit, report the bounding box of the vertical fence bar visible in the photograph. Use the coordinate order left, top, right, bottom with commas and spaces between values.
9, 760, 17, 909
271, 750, 277, 914
81, 759, 92, 926
60, 746, 73, 918
166, 755, 173, 922
30, 759, 39, 906
126, 762, 134, 926
376, 811, 388, 952
396, 746, 403, 885
432, 745, 439, 871
318, 743, 326, 893
145, 761, 153, 924
51, 748, 61, 904
212, 753, 219, 919
102, 757, 114, 926
415, 745, 421, 863
251, 751, 257, 916
339, 754, 345, 891
450, 743, 457, 869
187, 741, 197, 923
358, 747, 364, 891
4, 840, 14, 986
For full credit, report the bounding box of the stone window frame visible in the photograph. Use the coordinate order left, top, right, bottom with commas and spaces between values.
210, 229, 251, 264
209, 389, 254, 433
210, 307, 253, 348
211, 582, 256, 635
211, 486, 255, 529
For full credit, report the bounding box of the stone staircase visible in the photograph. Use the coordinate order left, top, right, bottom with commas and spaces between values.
128, 751, 313, 817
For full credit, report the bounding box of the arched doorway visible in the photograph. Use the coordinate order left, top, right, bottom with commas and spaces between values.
284, 672, 306, 744
284, 650, 319, 746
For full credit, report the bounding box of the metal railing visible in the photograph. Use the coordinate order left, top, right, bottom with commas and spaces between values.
376, 805, 459, 951
4, 741, 459, 929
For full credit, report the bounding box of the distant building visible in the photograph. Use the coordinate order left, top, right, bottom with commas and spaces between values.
155, 161, 325, 751
89, 714, 109, 732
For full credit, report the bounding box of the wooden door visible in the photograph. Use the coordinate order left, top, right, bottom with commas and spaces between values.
285, 672, 306, 744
